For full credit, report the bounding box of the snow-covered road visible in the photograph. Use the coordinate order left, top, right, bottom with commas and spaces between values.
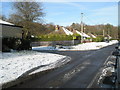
0, 51, 70, 86
32, 40, 118, 51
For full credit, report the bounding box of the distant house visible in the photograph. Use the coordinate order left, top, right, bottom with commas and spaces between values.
90, 34, 96, 38
104, 35, 112, 41
62, 27, 73, 35
87, 33, 96, 38
0, 19, 23, 38
50, 26, 73, 35
108, 35, 112, 39
74, 30, 90, 39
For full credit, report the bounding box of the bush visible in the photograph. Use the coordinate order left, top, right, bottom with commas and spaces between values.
31, 34, 74, 41
2, 37, 22, 51
73, 34, 81, 40
19, 39, 32, 50
92, 36, 104, 42
2, 37, 32, 52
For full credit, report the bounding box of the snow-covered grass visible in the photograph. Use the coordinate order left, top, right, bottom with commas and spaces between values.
32, 40, 118, 51
72, 40, 118, 50
0, 51, 70, 85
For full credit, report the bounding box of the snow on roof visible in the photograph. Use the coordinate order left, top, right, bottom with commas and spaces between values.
0, 19, 14, 25
108, 35, 112, 39
62, 27, 73, 35
91, 34, 96, 38
75, 30, 83, 36
76, 30, 90, 38
82, 32, 90, 38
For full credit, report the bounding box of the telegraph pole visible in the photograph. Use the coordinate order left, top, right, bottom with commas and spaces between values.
81, 13, 84, 33
81, 13, 84, 43
103, 29, 105, 37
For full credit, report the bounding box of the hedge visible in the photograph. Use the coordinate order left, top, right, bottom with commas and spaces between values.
31, 34, 81, 41
2, 37, 32, 52
92, 36, 104, 42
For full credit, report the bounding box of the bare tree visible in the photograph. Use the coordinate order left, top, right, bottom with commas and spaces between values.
9, 1, 45, 38
12, 1, 44, 22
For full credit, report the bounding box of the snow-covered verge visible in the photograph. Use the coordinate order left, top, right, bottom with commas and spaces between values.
72, 40, 118, 50
32, 40, 118, 51
97, 55, 116, 88
0, 51, 70, 86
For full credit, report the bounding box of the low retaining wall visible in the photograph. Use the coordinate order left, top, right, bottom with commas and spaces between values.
32, 40, 81, 46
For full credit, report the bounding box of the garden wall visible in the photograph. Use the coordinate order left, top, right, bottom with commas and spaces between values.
32, 40, 81, 46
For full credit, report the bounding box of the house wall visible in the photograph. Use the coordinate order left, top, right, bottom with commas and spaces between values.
0, 24, 22, 38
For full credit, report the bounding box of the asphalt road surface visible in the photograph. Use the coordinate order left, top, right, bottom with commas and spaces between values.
12, 44, 117, 88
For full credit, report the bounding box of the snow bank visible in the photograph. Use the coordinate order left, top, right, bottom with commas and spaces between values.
32, 40, 118, 51
0, 51, 69, 85
72, 40, 118, 50
97, 55, 116, 86
32, 46, 57, 51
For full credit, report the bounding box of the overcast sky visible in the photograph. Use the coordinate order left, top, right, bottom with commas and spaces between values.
1, 1, 118, 26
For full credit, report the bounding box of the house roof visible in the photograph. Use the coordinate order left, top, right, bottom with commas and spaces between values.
49, 26, 74, 35
87, 33, 96, 38
0, 19, 14, 25
75, 30, 90, 38
62, 27, 73, 35
91, 34, 96, 38
0, 19, 23, 28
